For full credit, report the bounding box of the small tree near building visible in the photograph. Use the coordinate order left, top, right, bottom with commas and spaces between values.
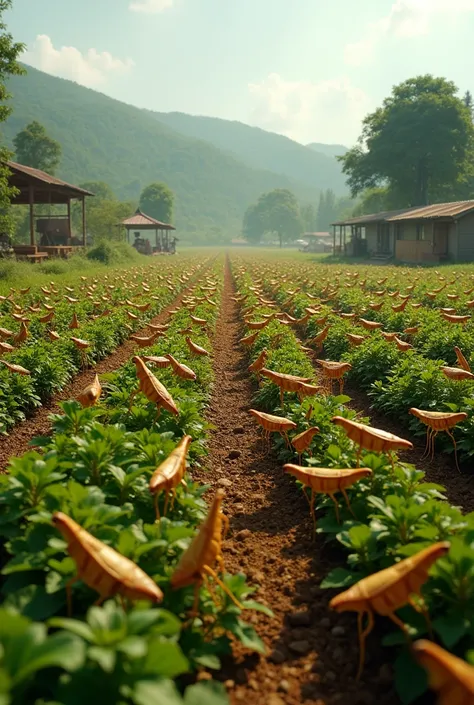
139, 182, 174, 224
13, 120, 62, 174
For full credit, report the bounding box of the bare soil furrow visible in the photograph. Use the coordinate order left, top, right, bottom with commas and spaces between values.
195, 258, 398, 705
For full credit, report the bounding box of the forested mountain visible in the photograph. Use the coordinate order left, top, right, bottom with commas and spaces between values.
2, 66, 348, 238
306, 142, 348, 158
151, 111, 347, 194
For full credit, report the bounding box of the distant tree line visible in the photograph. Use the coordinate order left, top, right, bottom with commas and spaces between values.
242, 188, 353, 246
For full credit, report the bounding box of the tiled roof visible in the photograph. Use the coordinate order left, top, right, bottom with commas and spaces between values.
332, 201, 474, 226
121, 209, 175, 229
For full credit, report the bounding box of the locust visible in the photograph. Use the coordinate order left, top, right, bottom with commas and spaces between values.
52, 512, 163, 615
76, 373, 102, 408
409, 408, 467, 472
284, 464, 371, 533
131, 355, 179, 416
171, 489, 242, 613
330, 542, 450, 680
413, 639, 474, 705
149, 435, 192, 518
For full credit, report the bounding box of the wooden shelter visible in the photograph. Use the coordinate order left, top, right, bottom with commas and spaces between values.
121, 209, 176, 253
7, 161, 94, 259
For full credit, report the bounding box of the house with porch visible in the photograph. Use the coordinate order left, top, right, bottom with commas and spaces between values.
332, 200, 474, 263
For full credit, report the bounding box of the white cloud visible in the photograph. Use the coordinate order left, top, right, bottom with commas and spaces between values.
23, 35, 134, 87
345, 0, 474, 66
248, 73, 370, 145
129, 0, 173, 12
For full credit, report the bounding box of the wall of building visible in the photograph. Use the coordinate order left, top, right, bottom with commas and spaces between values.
456, 213, 474, 261
365, 224, 377, 254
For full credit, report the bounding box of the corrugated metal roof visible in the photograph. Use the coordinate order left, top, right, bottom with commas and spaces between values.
7, 161, 94, 196
332, 200, 474, 226
332, 208, 409, 226
387, 201, 474, 221
121, 209, 175, 229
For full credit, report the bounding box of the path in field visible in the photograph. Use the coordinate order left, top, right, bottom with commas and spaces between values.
197, 258, 398, 705
0, 265, 209, 473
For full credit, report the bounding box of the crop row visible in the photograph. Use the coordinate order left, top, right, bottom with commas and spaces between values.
0, 260, 267, 705
231, 256, 474, 704
246, 257, 474, 466
0, 256, 211, 435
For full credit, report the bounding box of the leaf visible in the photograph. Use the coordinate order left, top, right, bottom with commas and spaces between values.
128, 609, 181, 637
326, 444, 341, 460
394, 648, 428, 704
230, 620, 266, 654
332, 395, 351, 405
12, 632, 85, 685
320, 567, 359, 589
184, 681, 229, 705
128, 679, 183, 705
48, 617, 95, 642
240, 600, 274, 617
433, 613, 468, 648
88, 646, 116, 673
144, 640, 189, 679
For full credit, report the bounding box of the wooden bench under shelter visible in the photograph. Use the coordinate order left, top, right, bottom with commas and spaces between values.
12, 244, 49, 263
5, 161, 94, 262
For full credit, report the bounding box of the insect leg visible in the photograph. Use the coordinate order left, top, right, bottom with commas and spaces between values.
310, 490, 317, 539
163, 490, 170, 517
65, 575, 79, 617
154, 492, 161, 521
446, 428, 461, 473
356, 609, 374, 681
430, 431, 438, 461
93, 594, 107, 608
128, 389, 138, 411
202, 572, 221, 608
341, 488, 356, 519
386, 611, 411, 640
408, 596, 433, 638
202, 565, 244, 609
422, 428, 431, 458
328, 492, 341, 523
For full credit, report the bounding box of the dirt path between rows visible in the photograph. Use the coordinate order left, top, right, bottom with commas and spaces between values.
195, 258, 398, 705
0, 264, 210, 472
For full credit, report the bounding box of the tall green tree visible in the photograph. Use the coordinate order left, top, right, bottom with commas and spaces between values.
301, 203, 317, 232
13, 120, 62, 174
71, 181, 135, 242
139, 182, 174, 224
0, 1, 25, 234
339, 75, 474, 207
242, 189, 302, 248
242, 202, 266, 244
317, 189, 337, 231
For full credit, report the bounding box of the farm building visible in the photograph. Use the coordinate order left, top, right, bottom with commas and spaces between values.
332, 200, 474, 263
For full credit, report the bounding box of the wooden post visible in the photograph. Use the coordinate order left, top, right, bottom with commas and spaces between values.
29, 184, 35, 246
81, 196, 86, 247
67, 199, 71, 241
332, 225, 336, 254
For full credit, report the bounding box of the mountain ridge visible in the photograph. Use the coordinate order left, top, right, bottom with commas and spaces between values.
2, 65, 348, 239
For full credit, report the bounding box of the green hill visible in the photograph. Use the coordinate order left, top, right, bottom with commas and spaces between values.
2, 66, 327, 239
306, 142, 349, 159
152, 111, 347, 194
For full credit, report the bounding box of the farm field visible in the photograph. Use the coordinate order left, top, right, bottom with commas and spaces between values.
1, 250, 474, 705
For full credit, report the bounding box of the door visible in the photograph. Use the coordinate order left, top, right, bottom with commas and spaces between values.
377, 224, 391, 254
433, 223, 449, 255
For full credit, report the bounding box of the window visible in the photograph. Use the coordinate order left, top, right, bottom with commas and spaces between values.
416, 223, 425, 241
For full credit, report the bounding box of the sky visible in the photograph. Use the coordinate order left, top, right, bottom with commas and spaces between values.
5, 0, 474, 147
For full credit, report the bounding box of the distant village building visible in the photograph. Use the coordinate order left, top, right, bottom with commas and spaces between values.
332, 200, 474, 263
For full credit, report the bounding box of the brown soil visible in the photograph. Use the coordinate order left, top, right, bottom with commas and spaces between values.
0, 269, 208, 473
195, 258, 399, 705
